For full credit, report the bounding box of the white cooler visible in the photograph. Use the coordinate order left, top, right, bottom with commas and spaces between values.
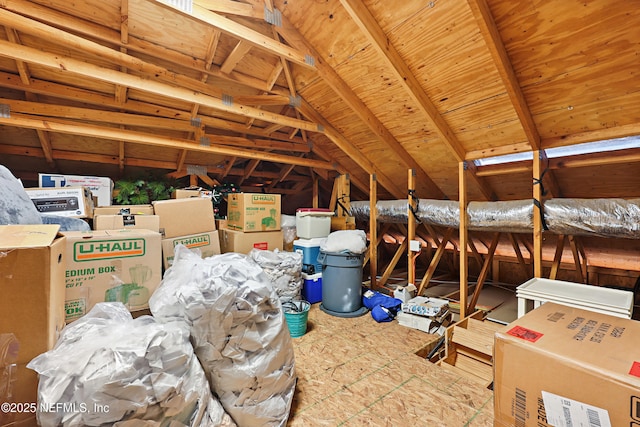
295, 208, 333, 239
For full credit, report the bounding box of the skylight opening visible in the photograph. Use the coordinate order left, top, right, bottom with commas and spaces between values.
473, 135, 640, 166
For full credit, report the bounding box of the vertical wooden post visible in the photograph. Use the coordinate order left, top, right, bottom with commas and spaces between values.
312, 175, 319, 208
533, 150, 543, 278
459, 161, 469, 319
407, 169, 417, 286
369, 174, 378, 288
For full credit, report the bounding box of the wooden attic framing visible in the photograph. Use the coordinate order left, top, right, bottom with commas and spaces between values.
0, 1, 639, 298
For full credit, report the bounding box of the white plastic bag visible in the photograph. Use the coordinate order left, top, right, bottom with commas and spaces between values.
27, 303, 234, 427
149, 246, 296, 427
320, 229, 368, 254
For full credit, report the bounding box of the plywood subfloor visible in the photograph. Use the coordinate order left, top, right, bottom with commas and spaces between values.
288, 304, 494, 426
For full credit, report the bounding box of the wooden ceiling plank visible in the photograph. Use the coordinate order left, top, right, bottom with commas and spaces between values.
467, 0, 541, 150
220, 40, 253, 74
339, 0, 467, 162
0, 39, 322, 133
195, 0, 260, 19
542, 122, 640, 150
0, 113, 335, 169
298, 101, 406, 199
153, 0, 316, 70
276, 6, 446, 199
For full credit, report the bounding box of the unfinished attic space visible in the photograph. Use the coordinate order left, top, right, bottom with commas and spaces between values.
2, 0, 640, 425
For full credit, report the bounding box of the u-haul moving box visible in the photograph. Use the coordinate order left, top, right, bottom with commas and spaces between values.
0, 225, 66, 425
161, 230, 221, 269
39, 173, 113, 207
494, 302, 640, 427
219, 228, 283, 253
61, 229, 161, 322
227, 193, 281, 232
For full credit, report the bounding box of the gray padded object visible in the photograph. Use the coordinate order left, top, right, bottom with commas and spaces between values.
0, 165, 91, 231
0, 164, 43, 225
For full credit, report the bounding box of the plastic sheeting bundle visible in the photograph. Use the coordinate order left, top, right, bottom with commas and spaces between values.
149, 246, 296, 427
249, 249, 303, 303
320, 229, 368, 254
27, 303, 235, 427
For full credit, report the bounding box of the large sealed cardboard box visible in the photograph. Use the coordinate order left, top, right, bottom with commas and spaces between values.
39, 173, 114, 207
161, 230, 221, 269
94, 214, 160, 232
152, 198, 215, 238
0, 225, 66, 425
219, 228, 283, 253
25, 186, 94, 218
61, 229, 161, 322
94, 204, 154, 216
494, 302, 640, 427
227, 193, 281, 232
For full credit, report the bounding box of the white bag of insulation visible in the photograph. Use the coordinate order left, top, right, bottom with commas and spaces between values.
249, 248, 303, 303
27, 302, 235, 427
149, 246, 296, 427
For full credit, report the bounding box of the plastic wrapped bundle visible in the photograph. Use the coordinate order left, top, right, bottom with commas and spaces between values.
249, 249, 303, 303
468, 200, 533, 233
149, 246, 296, 427
545, 198, 640, 238
27, 303, 235, 427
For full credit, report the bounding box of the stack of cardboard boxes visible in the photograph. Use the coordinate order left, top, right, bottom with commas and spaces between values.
220, 193, 283, 253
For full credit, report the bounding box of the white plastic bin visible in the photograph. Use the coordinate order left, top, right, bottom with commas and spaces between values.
295, 208, 333, 239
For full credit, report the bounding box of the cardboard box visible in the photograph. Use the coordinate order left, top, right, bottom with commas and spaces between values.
94, 214, 160, 232
161, 230, 221, 269
152, 198, 215, 238
171, 188, 213, 199
39, 173, 113, 207
61, 229, 162, 322
219, 229, 283, 253
0, 225, 66, 424
26, 186, 94, 218
227, 193, 281, 232
494, 302, 640, 427
93, 204, 154, 216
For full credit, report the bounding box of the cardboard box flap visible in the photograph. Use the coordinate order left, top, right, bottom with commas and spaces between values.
0, 224, 60, 249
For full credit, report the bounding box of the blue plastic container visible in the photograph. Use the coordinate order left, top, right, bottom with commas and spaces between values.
293, 238, 325, 274
301, 272, 322, 304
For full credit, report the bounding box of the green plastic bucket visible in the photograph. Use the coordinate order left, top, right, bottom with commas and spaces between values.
283, 300, 311, 338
